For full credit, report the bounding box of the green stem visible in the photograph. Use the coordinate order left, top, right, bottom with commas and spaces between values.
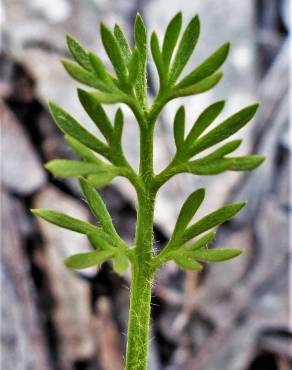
125, 169, 156, 370
125, 260, 154, 370
125, 104, 158, 370
125, 194, 155, 370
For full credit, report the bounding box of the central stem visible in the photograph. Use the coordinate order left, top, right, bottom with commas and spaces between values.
125, 259, 153, 370
125, 193, 154, 370
125, 117, 156, 370
125, 194, 155, 370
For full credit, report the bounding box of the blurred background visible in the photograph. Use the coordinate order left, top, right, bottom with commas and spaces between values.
0, 1, 291, 369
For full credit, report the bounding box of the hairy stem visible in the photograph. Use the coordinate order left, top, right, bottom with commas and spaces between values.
125, 195, 155, 370
125, 183, 155, 370
125, 261, 154, 370
125, 105, 157, 369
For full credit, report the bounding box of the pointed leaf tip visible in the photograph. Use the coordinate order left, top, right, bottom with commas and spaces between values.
66, 34, 92, 71
188, 102, 260, 156
172, 188, 205, 239
32, 208, 97, 234
229, 155, 265, 171
135, 12, 144, 25
182, 200, 246, 244
185, 100, 226, 151
114, 23, 132, 64
134, 13, 147, 47
162, 11, 183, 68
169, 14, 200, 83
100, 22, 128, 83
191, 247, 245, 262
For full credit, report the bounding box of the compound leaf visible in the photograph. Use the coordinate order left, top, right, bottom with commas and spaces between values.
40, 13, 264, 280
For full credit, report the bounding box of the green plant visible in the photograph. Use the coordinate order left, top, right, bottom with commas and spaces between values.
32, 12, 264, 370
